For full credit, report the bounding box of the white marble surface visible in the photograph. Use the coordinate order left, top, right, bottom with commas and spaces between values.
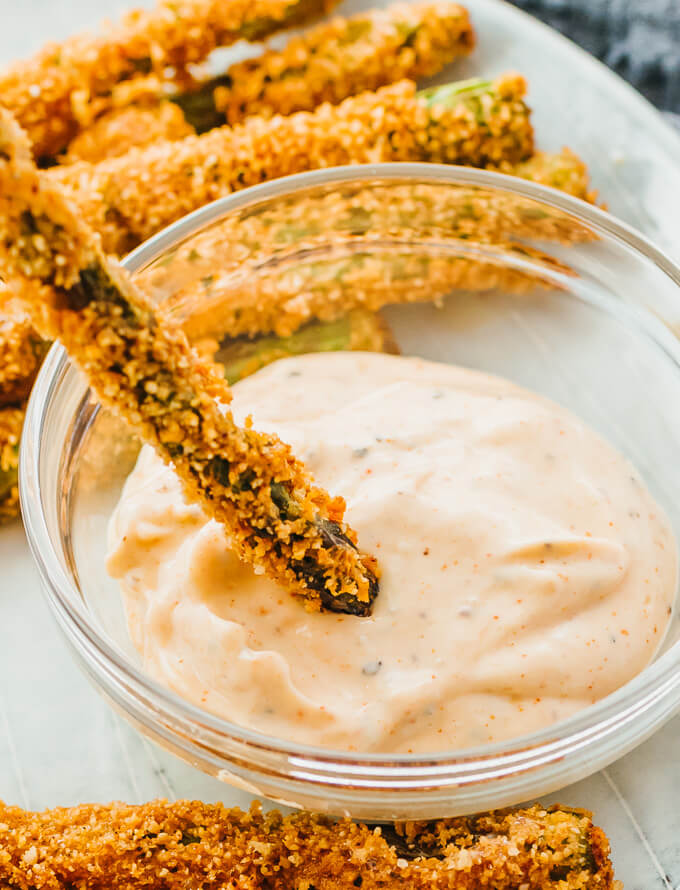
2, 2, 680, 888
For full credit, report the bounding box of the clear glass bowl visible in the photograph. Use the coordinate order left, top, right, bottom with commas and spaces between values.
20, 164, 680, 820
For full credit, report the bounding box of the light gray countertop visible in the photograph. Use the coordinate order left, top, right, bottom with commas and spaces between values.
2, 3, 680, 889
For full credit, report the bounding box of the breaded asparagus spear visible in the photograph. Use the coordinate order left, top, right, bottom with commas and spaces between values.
50, 75, 534, 255
0, 798, 616, 890
505, 147, 599, 204
0, 0, 338, 161
0, 109, 378, 616
211, 1, 474, 125
0, 311, 394, 524
143, 151, 591, 342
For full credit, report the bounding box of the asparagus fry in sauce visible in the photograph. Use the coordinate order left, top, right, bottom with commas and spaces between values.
0, 109, 379, 615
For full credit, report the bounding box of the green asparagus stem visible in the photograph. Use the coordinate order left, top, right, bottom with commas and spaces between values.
218, 310, 398, 384
0, 404, 23, 523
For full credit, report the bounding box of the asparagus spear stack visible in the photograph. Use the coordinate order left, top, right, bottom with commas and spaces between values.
0, 0, 339, 161
0, 108, 379, 615
0, 0, 600, 526
0, 798, 616, 889
60, 1, 474, 163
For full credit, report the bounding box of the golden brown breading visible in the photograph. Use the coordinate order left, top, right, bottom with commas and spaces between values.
0, 304, 49, 405
213, 1, 475, 124
0, 107, 378, 615
167, 243, 570, 344
504, 147, 600, 204
0, 798, 616, 890
49, 75, 534, 255
139, 164, 588, 343
62, 103, 195, 164
0, 0, 337, 160
0, 403, 23, 523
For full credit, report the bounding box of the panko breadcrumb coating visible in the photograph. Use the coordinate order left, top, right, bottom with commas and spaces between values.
0, 141, 595, 522
0, 107, 379, 615
0, 403, 23, 523
50, 75, 534, 255
59, 1, 473, 162
213, 1, 475, 124
62, 103, 195, 164
0, 798, 616, 890
0, 0, 337, 160
506, 147, 600, 204
0, 304, 49, 405
140, 161, 589, 342
178, 242, 572, 344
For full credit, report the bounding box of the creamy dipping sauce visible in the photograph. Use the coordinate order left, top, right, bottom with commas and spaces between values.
107, 352, 677, 753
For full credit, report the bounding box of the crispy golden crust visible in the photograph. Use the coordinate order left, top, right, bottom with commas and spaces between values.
0, 799, 616, 890
0, 107, 378, 615
504, 147, 600, 204
214, 1, 475, 124
167, 243, 570, 344
138, 162, 588, 342
49, 75, 534, 255
0, 304, 49, 405
62, 103, 195, 164
0, 403, 23, 523
0, 0, 337, 160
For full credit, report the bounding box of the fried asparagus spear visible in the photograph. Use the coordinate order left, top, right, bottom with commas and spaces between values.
211, 1, 474, 126
0, 109, 379, 615
58, 0, 473, 163
218, 309, 398, 384
0, 0, 338, 161
0, 305, 49, 406
0, 798, 616, 890
50, 75, 534, 255
142, 150, 591, 342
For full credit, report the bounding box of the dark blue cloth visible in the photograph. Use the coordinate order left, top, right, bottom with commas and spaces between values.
508, 0, 680, 113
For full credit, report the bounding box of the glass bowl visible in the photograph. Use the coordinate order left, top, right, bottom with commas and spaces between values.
20, 163, 680, 821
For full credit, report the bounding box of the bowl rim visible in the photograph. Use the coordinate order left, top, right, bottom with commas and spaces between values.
19, 161, 680, 775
